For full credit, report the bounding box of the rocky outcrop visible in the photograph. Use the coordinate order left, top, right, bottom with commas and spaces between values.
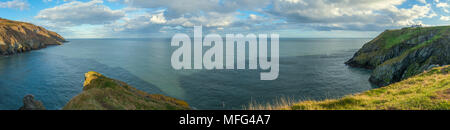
0, 18, 65, 55
346, 26, 450, 86
19, 95, 46, 110
63, 71, 190, 110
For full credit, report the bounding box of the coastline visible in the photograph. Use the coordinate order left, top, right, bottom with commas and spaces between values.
0, 18, 445, 109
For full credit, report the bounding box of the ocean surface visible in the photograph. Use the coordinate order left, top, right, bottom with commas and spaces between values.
0, 38, 376, 110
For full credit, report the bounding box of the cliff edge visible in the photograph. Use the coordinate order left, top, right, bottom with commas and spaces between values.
0, 18, 65, 55
346, 26, 449, 86
19, 95, 46, 110
63, 71, 190, 110
257, 65, 448, 110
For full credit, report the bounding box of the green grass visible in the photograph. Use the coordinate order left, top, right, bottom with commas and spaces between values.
0, 18, 30, 26
380, 33, 443, 66
381, 26, 449, 49
63, 71, 190, 110
383, 29, 419, 49
349, 25, 449, 69
247, 65, 450, 110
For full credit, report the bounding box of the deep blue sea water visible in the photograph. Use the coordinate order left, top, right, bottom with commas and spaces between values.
0, 38, 376, 110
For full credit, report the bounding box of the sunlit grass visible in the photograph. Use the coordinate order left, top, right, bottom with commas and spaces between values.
247, 65, 449, 110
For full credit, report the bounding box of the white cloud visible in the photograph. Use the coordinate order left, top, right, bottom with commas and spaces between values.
123, 0, 270, 18
436, 2, 448, 8
33, 0, 445, 38
388, 4, 433, 25
108, 11, 167, 33
417, 0, 427, 4
436, 2, 449, 13
0, 0, 29, 10
36, 0, 125, 26
166, 12, 236, 28
118, 0, 434, 32
149, 12, 167, 24
268, 0, 434, 30
110, 10, 236, 35
440, 15, 450, 21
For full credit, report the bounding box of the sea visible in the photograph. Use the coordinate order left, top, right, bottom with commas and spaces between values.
0, 38, 377, 110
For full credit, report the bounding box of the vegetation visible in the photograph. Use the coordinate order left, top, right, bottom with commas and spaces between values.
247, 65, 449, 110
381, 28, 446, 67
63, 71, 190, 110
349, 26, 449, 68
0, 18, 66, 55
382, 26, 449, 49
0, 18, 30, 26
345, 25, 449, 86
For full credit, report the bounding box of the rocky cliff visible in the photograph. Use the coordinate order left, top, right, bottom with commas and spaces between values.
0, 18, 65, 55
19, 95, 46, 110
63, 71, 190, 110
346, 26, 449, 86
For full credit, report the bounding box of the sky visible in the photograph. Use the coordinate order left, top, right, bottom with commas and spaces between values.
0, 0, 449, 38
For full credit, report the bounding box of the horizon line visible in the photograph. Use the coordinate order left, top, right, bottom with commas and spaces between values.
65, 37, 376, 40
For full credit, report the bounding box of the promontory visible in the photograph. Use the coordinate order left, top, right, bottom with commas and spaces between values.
63, 71, 191, 110
346, 26, 449, 86
0, 18, 65, 55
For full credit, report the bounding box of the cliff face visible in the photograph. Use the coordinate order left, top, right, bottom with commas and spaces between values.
346, 26, 450, 86
0, 18, 65, 55
19, 95, 46, 110
63, 71, 190, 110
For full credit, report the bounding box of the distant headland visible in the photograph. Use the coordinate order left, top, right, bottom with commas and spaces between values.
0, 18, 66, 55
346, 25, 449, 86
20, 71, 191, 110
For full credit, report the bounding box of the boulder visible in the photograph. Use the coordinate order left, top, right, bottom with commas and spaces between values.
19, 95, 46, 110
346, 26, 450, 86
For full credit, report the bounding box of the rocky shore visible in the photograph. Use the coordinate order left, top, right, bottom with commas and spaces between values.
282, 65, 450, 110
19, 71, 190, 110
19, 95, 46, 110
346, 26, 449, 86
0, 18, 65, 55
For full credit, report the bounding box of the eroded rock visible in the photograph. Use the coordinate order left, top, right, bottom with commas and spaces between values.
19, 95, 46, 110
346, 26, 450, 86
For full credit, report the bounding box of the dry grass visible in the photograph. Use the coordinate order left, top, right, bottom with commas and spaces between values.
247, 65, 450, 110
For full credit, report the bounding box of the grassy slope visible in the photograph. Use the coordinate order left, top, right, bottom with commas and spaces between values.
63, 71, 190, 110
250, 65, 449, 110
382, 26, 448, 49
0, 18, 66, 54
0, 18, 65, 41
381, 26, 448, 65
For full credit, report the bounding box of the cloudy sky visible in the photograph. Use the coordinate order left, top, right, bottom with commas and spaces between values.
0, 0, 449, 38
